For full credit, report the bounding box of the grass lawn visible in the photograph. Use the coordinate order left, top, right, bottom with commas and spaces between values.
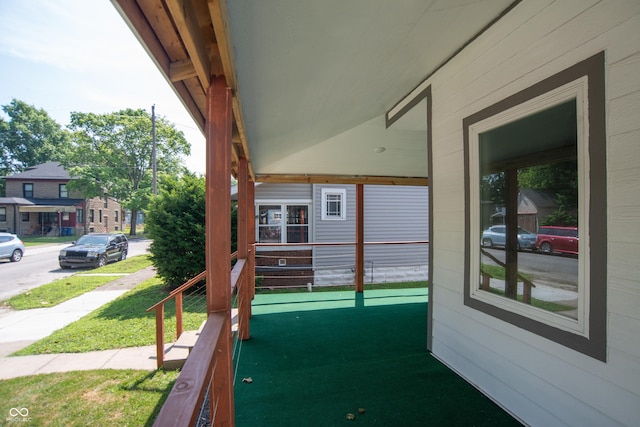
19, 235, 75, 246
2, 255, 153, 310
13, 277, 207, 356
0, 369, 178, 426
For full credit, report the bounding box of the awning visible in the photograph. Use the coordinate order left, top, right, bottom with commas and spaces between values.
19, 205, 76, 213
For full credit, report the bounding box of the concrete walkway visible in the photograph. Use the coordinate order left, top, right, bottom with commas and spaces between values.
0, 266, 160, 380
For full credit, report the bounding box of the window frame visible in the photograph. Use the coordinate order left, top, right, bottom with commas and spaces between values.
23, 183, 33, 198
0, 207, 6, 222
321, 188, 346, 220
463, 52, 607, 361
256, 201, 311, 245
59, 184, 68, 198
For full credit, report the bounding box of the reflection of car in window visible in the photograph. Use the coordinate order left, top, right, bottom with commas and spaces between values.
481, 225, 537, 250
536, 226, 578, 255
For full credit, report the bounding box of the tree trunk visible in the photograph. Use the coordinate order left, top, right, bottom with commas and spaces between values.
130, 209, 138, 236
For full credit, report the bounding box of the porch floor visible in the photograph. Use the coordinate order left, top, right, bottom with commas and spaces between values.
233, 288, 521, 426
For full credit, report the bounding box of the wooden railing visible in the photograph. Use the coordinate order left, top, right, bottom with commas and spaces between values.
150, 251, 252, 426
480, 248, 535, 304
146, 269, 208, 369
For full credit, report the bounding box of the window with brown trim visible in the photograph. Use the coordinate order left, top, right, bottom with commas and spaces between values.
464, 52, 607, 361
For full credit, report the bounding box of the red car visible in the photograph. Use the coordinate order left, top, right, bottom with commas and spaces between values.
536, 226, 578, 255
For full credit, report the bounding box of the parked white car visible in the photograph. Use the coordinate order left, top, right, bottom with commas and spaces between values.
0, 232, 25, 262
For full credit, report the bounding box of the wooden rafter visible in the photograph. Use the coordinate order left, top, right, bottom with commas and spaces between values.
255, 174, 429, 186
169, 59, 198, 82
165, 0, 211, 90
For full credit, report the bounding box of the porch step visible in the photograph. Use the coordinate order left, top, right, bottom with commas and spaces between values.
162, 310, 240, 370
163, 321, 206, 370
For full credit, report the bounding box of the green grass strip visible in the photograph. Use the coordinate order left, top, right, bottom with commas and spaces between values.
13, 277, 207, 355
2, 256, 153, 310
0, 369, 178, 426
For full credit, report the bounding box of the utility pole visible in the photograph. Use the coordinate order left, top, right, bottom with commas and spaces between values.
152, 104, 157, 195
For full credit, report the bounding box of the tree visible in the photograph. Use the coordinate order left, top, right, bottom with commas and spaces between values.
0, 99, 69, 195
145, 173, 206, 288
146, 173, 238, 289
63, 108, 190, 234
519, 160, 578, 225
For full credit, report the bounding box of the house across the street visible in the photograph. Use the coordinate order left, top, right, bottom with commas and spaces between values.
0, 162, 123, 236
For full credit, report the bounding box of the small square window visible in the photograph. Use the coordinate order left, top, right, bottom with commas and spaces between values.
321, 188, 346, 220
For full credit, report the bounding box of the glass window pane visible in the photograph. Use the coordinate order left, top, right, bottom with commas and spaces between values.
478, 101, 579, 320
286, 205, 308, 243
259, 226, 281, 243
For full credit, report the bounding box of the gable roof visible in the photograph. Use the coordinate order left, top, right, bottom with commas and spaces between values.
4, 162, 70, 180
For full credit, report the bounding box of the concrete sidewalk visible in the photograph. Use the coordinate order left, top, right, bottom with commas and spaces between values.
0, 266, 160, 380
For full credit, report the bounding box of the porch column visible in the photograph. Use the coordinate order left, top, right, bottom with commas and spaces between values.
237, 156, 250, 340
355, 184, 364, 293
248, 177, 256, 306
205, 75, 235, 425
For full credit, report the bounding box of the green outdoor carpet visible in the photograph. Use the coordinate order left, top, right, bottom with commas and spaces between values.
233, 288, 521, 426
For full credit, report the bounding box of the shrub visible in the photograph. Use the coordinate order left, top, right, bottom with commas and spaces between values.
145, 174, 206, 289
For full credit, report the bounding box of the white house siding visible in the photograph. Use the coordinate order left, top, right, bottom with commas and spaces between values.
424, 1, 640, 426
313, 184, 429, 285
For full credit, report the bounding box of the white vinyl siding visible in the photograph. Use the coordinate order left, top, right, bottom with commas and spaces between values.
419, 1, 640, 426
313, 184, 428, 284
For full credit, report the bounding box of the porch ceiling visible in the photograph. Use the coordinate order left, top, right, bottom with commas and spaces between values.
112, 0, 518, 185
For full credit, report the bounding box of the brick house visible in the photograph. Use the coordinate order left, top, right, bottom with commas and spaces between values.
0, 162, 124, 236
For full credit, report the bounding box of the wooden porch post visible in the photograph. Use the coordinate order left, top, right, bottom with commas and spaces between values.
355, 184, 364, 293
237, 157, 250, 340
205, 75, 235, 425
248, 177, 256, 306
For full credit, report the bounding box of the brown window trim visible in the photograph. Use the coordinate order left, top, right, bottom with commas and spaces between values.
463, 51, 607, 361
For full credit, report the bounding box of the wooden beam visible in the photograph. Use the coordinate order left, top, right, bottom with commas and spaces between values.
114, 0, 206, 132
207, 0, 255, 181
355, 184, 364, 293
237, 157, 250, 340
247, 179, 256, 303
207, 0, 236, 88
256, 174, 429, 186
165, 0, 211, 89
206, 76, 232, 312
204, 75, 235, 424
169, 59, 198, 82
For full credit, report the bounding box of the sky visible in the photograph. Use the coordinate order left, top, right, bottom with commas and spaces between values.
0, 0, 206, 174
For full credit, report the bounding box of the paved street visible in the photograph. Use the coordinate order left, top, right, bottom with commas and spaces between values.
0, 238, 151, 301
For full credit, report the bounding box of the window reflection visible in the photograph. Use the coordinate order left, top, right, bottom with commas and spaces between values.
478, 102, 579, 320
